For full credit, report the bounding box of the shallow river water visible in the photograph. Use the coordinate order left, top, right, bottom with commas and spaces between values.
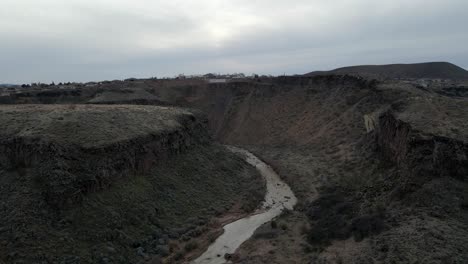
192, 146, 297, 264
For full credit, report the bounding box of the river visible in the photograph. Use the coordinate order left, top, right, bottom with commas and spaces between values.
192, 146, 297, 264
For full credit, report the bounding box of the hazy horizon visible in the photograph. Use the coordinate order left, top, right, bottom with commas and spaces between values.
2, 61, 467, 85
1, 0, 467, 83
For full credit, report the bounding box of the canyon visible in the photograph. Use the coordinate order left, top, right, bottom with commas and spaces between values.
1, 62, 467, 263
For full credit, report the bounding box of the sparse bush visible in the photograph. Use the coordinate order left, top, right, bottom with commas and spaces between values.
351, 214, 385, 242
174, 251, 184, 260
67, 104, 77, 110
271, 220, 278, 229
156, 245, 169, 257
300, 224, 310, 235
306, 188, 356, 245
282, 208, 292, 216
208, 233, 218, 243
184, 241, 198, 252
302, 244, 314, 254
168, 241, 178, 253
254, 231, 278, 240
306, 187, 386, 245
253, 226, 278, 239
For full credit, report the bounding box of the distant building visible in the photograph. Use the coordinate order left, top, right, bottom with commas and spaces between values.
85, 82, 97, 87
208, 79, 227, 84
203, 73, 217, 79
232, 74, 245, 79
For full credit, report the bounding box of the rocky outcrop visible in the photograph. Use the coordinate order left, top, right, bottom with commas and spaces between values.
364, 114, 376, 133
376, 110, 468, 183
0, 105, 210, 208
87, 89, 166, 105
158, 75, 380, 145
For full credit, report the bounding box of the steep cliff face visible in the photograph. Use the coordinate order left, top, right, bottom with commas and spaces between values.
153, 75, 382, 147
376, 93, 468, 182
377, 109, 468, 185
2, 74, 468, 263
170, 76, 468, 263
0, 104, 265, 264
0, 105, 210, 208
87, 89, 166, 105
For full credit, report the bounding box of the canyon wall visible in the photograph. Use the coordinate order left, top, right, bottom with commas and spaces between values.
377, 110, 468, 183
0, 105, 210, 208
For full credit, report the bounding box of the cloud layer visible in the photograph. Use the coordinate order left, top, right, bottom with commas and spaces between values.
1, 0, 467, 83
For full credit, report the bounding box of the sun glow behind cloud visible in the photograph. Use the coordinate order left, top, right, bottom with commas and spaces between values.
0, 0, 467, 83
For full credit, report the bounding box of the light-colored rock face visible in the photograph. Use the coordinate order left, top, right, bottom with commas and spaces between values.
364, 114, 376, 133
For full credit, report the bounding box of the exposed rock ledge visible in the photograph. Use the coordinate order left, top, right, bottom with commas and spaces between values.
376, 109, 468, 182
0, 104, 210, 208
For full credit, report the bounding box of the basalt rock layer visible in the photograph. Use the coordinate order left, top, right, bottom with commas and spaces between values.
0, 105, 210, 208
0, 104, 265, 264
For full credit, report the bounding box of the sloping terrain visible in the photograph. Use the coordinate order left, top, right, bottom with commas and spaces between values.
143, 75, 468, 263
87, 88, 165, 105
0, 105, 264, 264
1, 63, 468, 263
0, 104, 202, 148
305, 62, 468, 80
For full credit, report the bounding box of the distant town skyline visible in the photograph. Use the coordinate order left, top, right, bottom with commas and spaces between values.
1, 0, 467, 83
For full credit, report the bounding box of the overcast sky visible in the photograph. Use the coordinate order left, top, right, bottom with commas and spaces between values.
1, 0, 467, 83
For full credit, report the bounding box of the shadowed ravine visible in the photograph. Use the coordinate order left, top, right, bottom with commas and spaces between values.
193, 146, 297, 264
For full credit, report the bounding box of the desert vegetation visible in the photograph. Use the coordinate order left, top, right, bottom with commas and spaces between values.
1, 62, 468, 263
0, 105, 265, 263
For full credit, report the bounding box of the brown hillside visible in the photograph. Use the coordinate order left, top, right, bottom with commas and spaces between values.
305, 62, 468, 80
144, 75, 468, 263
1, 65, 468, 263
